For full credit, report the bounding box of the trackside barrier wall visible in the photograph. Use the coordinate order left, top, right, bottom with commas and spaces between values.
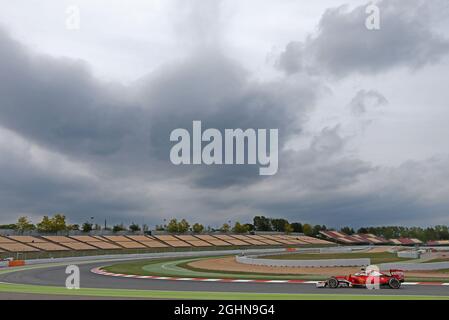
8, 260, 25, 267
318, 246, 371, 253
236, 255, 370, 267
22, 248, 288, 266
397, 251, 420, 259
379, 262, 449, 271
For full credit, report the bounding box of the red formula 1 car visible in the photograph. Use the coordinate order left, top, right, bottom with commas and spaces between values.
317, 268, 404, 289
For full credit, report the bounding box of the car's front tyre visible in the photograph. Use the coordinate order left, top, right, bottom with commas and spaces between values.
327, 277, 339, 289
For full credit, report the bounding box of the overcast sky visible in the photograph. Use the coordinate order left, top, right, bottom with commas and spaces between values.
1, 0, 449, 228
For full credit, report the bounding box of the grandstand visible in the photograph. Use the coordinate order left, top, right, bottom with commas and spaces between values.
229, 235, 267, 245
69, 235, 121, 249
272, 235, 308, 245
213, 235, 250, 246
8, 236, 69, 251
194, 235, 232, 246
319, 231, 370, 244
390, 238, 423, 245
175, 235, 212, 247
153, 235, 191, 247
246, 235, 283, 245
125, 235, 169, 248
427, 240, 449, 246
101, 235, 147, 249
318, 230, 425, 246
42, 236, 96, 250
0, 236, 39, 252
294, 235, 333, 245
351, 233, 390, 245
260, 235, 296, 245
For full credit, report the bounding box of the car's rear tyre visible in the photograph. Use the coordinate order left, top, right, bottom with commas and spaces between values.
327, 277, 339, 289
388, 278, 401, 289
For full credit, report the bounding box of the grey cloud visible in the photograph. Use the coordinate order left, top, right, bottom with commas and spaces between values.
349, 90, 388, 116
0, 25, 317, 189
0, 133, 151, 225
0, 28, 146, 162
278, 0, 449, 77
138, 51, 318, 187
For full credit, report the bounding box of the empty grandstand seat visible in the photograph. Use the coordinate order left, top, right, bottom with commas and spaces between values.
249, 235, 283, 245
175, 235, 212, 247
213, 235, 250, 246
296, 235, 333, 245
8, 236, 47, 243
8, 236, 69, 251
70, 235, 121, 249
43, 236, 96, 250
319, 231, 369, 244
260, 235, 297, 245
194, 235, 231, 246
101, 235, 147, 249
230, 235, 266, 245
153, 235, 191, 247
125, 235, 169, 248
0, 236, 40, 252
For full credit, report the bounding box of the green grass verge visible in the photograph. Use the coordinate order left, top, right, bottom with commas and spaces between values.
261, 252, 411, 264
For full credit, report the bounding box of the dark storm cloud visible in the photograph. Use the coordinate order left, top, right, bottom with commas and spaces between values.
139, 51, 317, 187
0, 28, 148, 163
0, 133, 150, 225
278, 0, 449, 77
0, 26, 315, 188
0, 24, 317, 222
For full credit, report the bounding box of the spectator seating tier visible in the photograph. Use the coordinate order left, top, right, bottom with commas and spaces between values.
8, 236, 69, 251
69, 236, 121, 249
175, 235, 212, 247
248, 235, 283, 245
260, 235, 296, 245
0, 236, 40, 252
42, 236, 96, 250
101, 235, 147, 249
194, 235, 231, 246
153, 235, 191, 247
230, 235, 268, 245
213, 235, 250, 246
126, 235, 169, 248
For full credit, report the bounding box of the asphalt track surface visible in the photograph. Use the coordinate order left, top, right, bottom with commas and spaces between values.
1, 261, 448, 297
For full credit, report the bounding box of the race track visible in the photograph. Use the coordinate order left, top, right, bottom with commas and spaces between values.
1, 259, 448, 298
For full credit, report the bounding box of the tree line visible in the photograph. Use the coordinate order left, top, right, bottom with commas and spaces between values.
0, 215, 146, 234
1, 214, 448, 241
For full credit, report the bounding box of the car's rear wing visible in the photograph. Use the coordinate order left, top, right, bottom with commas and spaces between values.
389, 269, 404, 279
